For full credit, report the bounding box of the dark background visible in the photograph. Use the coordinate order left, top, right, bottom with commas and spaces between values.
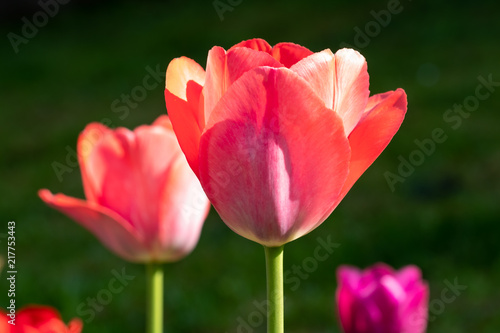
1, 0, 499, 332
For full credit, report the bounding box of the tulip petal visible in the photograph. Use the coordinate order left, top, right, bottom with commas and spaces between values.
202, 46, 226, 120
130, 124, 183, 240
338, 265, 362, 289
17, 305, 61, 326
165, 57, 206, 175
199, 67, 350, 246
271, 42, 314, 68
156, 155, 210, 262
68, 318, 84, 333
77, 122, 111, 203
165, 56, 206, 103
369, 278, 403, 333
17, 305, 68, 332
38, 189, 147, 262
337, 266, 378, 333
336, 280, 358, 332
81, 127, 136, 226
339, 89, 407, 199
80, 125, 181, 239
203, 46, 283, 123
375, 275, 420, 333
333, 48, 370, 135
0, 311, 8, 332
14, 305, 83, 333
396, 265, 423, 290
229, 38, 273, 53
379, 275, 406, 304
290, 49, 335, 108
152, 114, 174, 131
364, 262, 395, 282
402, 282, 429, 333
354, 300, 381, 333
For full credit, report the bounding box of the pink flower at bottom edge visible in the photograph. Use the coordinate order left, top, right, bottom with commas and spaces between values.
1, 305, 83, 333
336, 263, 429, 333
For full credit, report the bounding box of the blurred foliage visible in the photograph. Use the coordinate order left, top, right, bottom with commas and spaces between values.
0, 0, 499, 332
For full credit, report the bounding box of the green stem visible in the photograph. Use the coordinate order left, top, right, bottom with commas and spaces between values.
264, 245, 284, 333
146, 262, 164, 333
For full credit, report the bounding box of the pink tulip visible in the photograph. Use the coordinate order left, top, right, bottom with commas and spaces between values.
336, 263, 429, 333
165, 38, 407, 246
1, 305, 83, 333
39, 116, 210, 263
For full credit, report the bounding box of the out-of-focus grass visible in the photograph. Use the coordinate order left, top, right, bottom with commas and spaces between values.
0, 0, 499, 332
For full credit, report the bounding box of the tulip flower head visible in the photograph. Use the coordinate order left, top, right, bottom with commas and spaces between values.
39, 116, 210, 263
1, 305, 83, 333
336, 263, 429, 333
165, 38, 407, 246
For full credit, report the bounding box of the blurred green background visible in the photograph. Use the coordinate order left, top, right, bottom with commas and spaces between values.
1, 0, 499, 332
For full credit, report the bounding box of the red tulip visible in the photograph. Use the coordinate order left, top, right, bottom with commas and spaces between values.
165, 38, 407, 246
39, 116, 210, 263
336, 263, 429, 333
1, 305, 83, 333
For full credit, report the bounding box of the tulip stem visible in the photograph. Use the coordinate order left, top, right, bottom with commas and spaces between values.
264, 245, 284, 333
146, 262, 164, 333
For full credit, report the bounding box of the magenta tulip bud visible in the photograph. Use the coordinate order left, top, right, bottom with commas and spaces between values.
336, 263, 429, 333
